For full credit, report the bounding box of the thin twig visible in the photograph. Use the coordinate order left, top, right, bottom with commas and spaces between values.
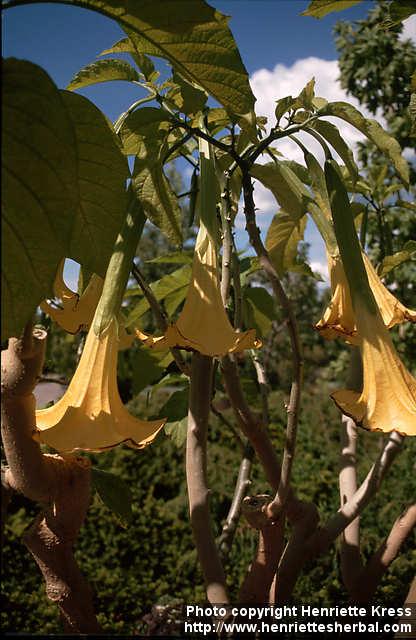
251, 350, 270, 427
241, 171, 303, 518
218, 441, 254, 563
232, 250, 243, 331
131, 263, 190, 376
186, 353, 229, 604
210, 403, 245, 450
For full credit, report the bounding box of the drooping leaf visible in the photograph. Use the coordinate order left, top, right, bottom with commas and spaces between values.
251, 162, 312, 219
301, 0, 362, 19
132, 346, 173, 394
164, 286, 188, 316
61, 90, 129, 277
294, 77, 316, 111
275, 95, 296, 123
7, 0, 256, 126
91, 467, 133, 527
159, 388, 189, 423
377, 241, 416, 278
100, 38, 157, 82
133, 159, 183, 245
242, 286, 275, 338
310, 119, 358, 182
118, 107, 171, 156
164, 417, 188, 448
126, 264, 192, 327
168, 70, 207, 115
319, 102, 409, 186
147, 251, 193, 265
2, 59, 77, 339
265, 211, 307, 276
67, 58, 141, 91
2, 60, 128, 340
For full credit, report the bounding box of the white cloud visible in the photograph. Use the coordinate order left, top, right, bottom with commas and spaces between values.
400, 15, 416, 43
248, 57, 383, 216
310, 260, 329, 283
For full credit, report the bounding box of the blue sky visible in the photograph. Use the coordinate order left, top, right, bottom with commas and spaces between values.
3, 1, 412, 282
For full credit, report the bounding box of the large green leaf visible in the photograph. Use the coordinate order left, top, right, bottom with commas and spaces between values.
133, 159, 183, 246
265, 211, 307, 276
310, 119, 358, 182
377, 241, 416, 278
118, 107, 171, 156
251, 162, 312, 219
242, 286, 275, 338
100, 38, 157, 82
91, 467, 133, 527
2, 59, 77, 340
126, 264, 191, 327
5, 0, 256, 126
67, 58, 141, 90
301, 0, 362, 19
319, 102, 409, 187
2, 58, 77, 338
61, 90, 129, 276
132, 346, 173, 394
2, 59, 129, 340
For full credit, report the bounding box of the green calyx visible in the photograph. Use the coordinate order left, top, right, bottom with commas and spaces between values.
324, 159, 377, 315
93, 189, 146, 336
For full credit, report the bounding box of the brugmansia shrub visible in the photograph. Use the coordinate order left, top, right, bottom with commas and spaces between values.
2, 0, 415, 634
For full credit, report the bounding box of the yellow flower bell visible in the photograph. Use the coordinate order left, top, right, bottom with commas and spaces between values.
332, 305, 416, 436
35, 317, 165, 452
40, 260, 104, 334
316, 252, 416, 343
136, 223, 261, 357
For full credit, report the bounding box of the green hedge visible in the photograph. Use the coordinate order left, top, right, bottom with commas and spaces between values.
2, 389, 415, 634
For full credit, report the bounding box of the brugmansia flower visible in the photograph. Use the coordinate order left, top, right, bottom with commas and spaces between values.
316, 252, 416, 343
36, 318, 165, 452
323, 159, 415, 436
332, 305, 416, 436
40, 260, 104, 334
136, 223, 261, 357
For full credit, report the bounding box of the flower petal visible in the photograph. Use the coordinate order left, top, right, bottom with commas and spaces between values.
36, 319, 165, 452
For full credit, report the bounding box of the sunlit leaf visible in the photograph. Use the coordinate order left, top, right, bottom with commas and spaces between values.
118, 107, 171, 156
126, 264, 191, 327
164, 417, 188, 448
377, 241, 416, 278
100, 37, 157, 82
265, 211, 307, 276
310, 119, 358, 181
251, 162, 312, 219
133, 159, 183, 245
67, 58, 140, 90
242, 286, 275, 338
7, 0, 256, 126
319, 101, 409, 186
302, 0, 362, 19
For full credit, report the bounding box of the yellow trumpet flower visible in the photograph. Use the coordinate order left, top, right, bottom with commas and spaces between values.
136, 223, 261, 357
316, 252, 416, 343
332, 305, 416, 436
36, 317, 165, 452
40, 260, 104, 334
